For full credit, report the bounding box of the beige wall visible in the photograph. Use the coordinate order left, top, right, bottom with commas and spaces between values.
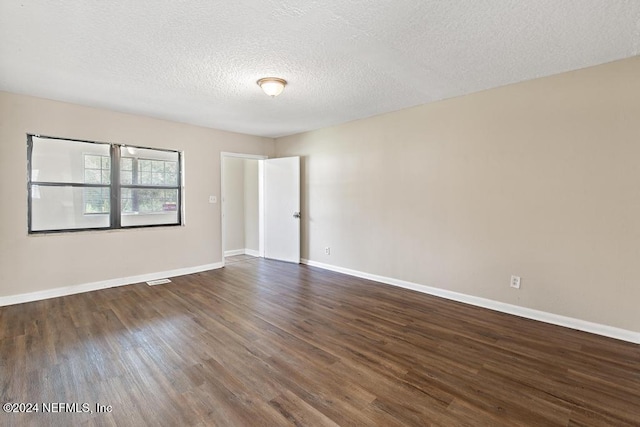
223, 157, 246, 252
0, 91, 274, 297
276, 57, 640, 332
222, 157, 259, 254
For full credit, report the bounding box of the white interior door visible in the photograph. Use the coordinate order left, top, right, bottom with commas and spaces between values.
263, 156, 300, 263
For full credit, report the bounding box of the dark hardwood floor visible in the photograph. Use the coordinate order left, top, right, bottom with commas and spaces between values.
1, 258, 639, 426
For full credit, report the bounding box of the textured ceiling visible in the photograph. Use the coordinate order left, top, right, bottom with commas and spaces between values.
1, 1, 639, 138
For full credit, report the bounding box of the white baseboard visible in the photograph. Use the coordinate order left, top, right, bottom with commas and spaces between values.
225, 248, 261, 257
0, 262, 223, 307
301, 259, 640, 344
224, 249, 245, 257
4, 257, 635, 344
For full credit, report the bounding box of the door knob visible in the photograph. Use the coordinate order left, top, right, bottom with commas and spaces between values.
293, 212, 301, 219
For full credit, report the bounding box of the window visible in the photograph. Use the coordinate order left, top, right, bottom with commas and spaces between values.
28, 135, 182, 233
119, 148, 180, 227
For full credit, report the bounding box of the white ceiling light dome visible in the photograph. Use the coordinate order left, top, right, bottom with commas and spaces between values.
257, 77, 287, 97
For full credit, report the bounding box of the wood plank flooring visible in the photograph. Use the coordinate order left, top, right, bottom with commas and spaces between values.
1, 258, 639, 426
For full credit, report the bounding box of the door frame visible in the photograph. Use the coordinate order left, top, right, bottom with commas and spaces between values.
220, 152, 268, 267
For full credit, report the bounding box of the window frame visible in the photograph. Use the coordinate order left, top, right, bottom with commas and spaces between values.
27, 134, 183, 234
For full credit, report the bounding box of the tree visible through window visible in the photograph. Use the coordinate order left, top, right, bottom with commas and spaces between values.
82, 155, 179, 214
120, 157, 179, 213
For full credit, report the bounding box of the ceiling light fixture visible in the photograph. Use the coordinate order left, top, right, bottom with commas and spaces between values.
257, 77, 287, 97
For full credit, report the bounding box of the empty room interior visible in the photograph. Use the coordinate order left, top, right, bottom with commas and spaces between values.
1, 1, 639, 426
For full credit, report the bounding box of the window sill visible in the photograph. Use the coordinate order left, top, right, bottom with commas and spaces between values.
83, 211, 177, 216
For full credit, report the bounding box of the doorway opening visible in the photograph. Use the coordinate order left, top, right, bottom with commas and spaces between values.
221, 152, 266, 266
221, 152, 301, 266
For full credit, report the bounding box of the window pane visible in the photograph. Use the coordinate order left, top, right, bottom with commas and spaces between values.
32, 137, 110, 183
140, 172, 151, 185
84, 169, 102, 184
83, 154, 111, 184
120, 146, 179, 187
152, 160, 164, 173
123, 147, 178, 163
85, 155, 101, 169
121, 188, 133, 212
121, 188, 179, 227
84, 187, 110, 214
128, 188, 178, 213
139, 159, 151, 172
122, 198, 133, 212
151, 173, 164, 185
139, 188, 162, 212
166, 172, 178, 186
121, 171, 133, 185
31, 185, 110, 231
121, 157, 133, 171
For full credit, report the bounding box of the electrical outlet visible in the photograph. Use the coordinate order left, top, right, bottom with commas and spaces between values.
324, 247, 330, 255
510, 275, 521, 289
209, 195, 217, 204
